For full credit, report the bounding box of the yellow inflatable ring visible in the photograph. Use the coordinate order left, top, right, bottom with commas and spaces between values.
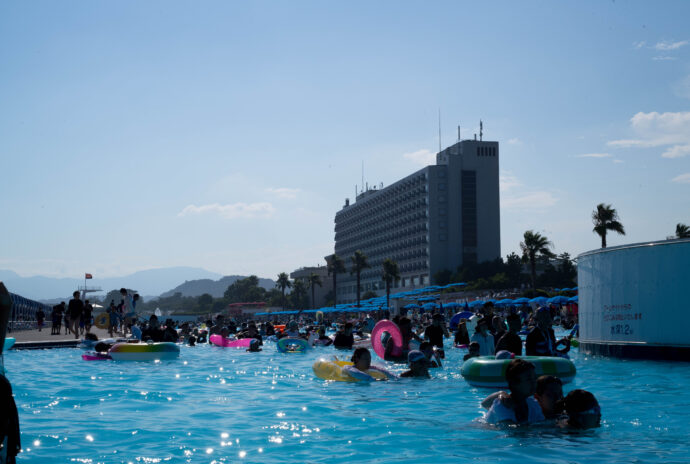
312, 359, 394, 382
94, 312, 109, 330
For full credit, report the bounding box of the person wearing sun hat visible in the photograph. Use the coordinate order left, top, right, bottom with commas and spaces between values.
470, 316, 495, 356
400, 350, 430, 378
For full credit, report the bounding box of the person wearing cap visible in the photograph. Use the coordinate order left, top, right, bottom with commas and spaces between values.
526, 308, 557, 356
470, 317, 495, 356
333, 322, 354, 349
399, 350, 431, 378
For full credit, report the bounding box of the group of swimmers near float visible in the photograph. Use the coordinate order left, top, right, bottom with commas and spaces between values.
70, 299, 599, 431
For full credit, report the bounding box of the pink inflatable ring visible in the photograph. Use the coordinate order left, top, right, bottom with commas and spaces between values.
371, 320, 403, 359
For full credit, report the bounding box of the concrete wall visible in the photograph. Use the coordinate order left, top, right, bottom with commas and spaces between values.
577, 239, 690, 359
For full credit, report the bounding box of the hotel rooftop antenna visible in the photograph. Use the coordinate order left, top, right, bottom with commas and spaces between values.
458, 125, 461, 142
361, 161, 364, 193
480, 120, 483, 141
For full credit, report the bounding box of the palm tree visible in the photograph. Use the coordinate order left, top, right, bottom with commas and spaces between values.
592, 203, 625, 248
520, 230, 555, 290
676, 223, 690, 238
276, 272, 291, 310
381, 258, 400, 311
291, 279, 307, 310
350, 250, 370, 307
326, 254, 346, 307
307, 272, 322, 309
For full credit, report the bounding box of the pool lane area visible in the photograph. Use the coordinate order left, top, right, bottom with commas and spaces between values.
5, 342, 690, 463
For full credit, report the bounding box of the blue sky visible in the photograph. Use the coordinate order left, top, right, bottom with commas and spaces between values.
1, 1, 689, 279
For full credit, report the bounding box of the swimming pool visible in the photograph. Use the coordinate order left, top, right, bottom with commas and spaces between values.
5, 341, 690, 463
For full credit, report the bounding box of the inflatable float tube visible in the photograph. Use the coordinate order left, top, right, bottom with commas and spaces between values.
274, 324, 286, 334
3, 337, 15, 351
352, 336, 371, 349
108, 342, 180, 361
371, 320, 403, 359
312, 359, 395, 382
460, 356, 577, 388
210, 334, 253, 348
94, 312, 109, 330
276, 337, 309, 353
82, 351, 112, 361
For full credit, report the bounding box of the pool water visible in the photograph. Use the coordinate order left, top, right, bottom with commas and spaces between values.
5, 340, 690, 463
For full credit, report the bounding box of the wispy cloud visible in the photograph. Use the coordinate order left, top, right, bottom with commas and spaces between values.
575, 153, 612, 158
608, 111, 690, 158
499, 173, 522, 192
178, 202, 276, 219
671, 173, 690, 184
633, 41, 646, 49
654, 40, 688, 51
652, 56, 677, 61
503, 192, 558, 210
612, 159, 624, 164
403, 149, 436, 166
266, 187, 300, 199
507, 138, 522, 145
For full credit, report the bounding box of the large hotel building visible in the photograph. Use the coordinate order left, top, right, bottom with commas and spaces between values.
332, 138, 500, 304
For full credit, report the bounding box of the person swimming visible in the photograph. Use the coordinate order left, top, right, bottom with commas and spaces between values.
560, 389, 601, 430
484, 358, 545, 425
400, 350, 430, 378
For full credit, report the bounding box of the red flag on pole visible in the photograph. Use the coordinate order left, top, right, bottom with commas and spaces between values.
85, 273, 93, 279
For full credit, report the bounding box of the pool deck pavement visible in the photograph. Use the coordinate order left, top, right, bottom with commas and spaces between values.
7, 326, 124, 349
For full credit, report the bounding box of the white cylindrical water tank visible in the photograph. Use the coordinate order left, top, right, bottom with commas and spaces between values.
577, 238, 690, 360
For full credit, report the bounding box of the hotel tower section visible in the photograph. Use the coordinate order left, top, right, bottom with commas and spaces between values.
333, 139, 501, 304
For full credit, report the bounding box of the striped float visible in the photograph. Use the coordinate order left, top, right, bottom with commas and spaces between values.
460, 356, 576, 388
108, 342, 180, 361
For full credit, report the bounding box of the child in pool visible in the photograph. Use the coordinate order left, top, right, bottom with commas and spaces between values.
560, 389, 601, 430
463, 342, 481, 361
419, 342, 442, 368
484, 358, 545, 425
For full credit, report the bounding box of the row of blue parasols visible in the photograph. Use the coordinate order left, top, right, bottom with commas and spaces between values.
255, 282, 468, 316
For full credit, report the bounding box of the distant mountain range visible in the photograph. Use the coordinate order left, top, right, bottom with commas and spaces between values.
0, 267, 226, 301
160, 275, 276, 299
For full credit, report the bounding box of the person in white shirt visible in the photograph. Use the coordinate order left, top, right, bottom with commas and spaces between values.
469, 317, 495, 356
485, 358, 545, 425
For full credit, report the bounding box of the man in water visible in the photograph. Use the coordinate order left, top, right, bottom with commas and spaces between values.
496, 313, 523, 356
400, 350, 430, 378
484, 358, 545, 425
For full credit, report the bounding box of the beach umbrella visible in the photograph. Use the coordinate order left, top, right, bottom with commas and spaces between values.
547, 296, 570, 305
403, 303, 419, 309
422, 302, 438, 310
529, 296, 548, 305
496, 298, 514, 307
468, 300, 484, 308
567, 295, 579, 303
444, 302, 460, 308
513, 297, 530, 304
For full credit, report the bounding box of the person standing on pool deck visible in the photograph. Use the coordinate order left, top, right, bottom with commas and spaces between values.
485, 358, 545, 425
68, 291, 84, 340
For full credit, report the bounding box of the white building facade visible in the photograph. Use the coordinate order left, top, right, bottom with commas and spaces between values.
333, 139, 501, 304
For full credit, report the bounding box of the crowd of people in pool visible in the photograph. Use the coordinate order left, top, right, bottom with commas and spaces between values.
74, 297, 599, 430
